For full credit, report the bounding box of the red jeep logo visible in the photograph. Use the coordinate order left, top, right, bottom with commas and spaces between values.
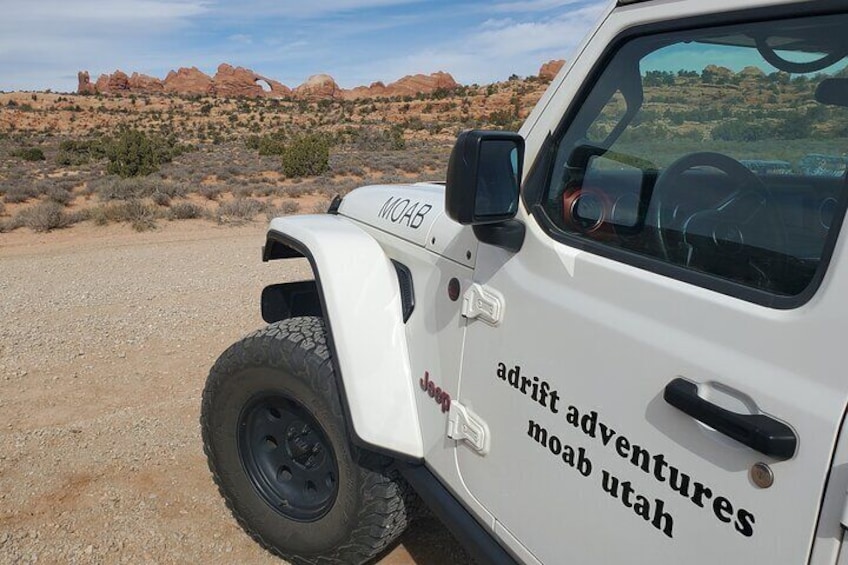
419, 371, 451, 413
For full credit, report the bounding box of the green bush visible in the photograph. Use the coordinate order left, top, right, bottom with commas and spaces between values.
105, 130, 184, 178
281, 134, 331, 178
56, 138, 107, 166
12, 147, 46, 162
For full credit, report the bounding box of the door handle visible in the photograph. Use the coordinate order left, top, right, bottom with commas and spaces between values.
664, 378, 797, 460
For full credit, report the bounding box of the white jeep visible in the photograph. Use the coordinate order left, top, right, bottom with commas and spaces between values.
201, 0, 848, 563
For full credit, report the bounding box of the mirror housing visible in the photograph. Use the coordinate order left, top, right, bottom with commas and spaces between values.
446, 130, 525, 225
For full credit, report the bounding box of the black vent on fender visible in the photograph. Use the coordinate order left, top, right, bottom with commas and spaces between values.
392, 260, 415, 323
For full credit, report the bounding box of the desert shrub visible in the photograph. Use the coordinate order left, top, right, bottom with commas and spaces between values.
0, 218, 16, 232
216, 197, 264, 223
56, 138, 107, 166
46, 186, 73, 206
12, 147, 46, 162
350, 126, 406, 151
3, 185, 37, 203
152, 192, 171, 207
281, 200, 301, 214
232, 185, 254, 199
246, 132, 288, 156
93, 177, 143, 200
281, 134, 331, 178
198, 185, 222, 200
245, 135, 261, 150
311, 200, 330, 213
487, 109, 521, 131
252, 184, 279, 197
15, 201, 70, 232
92, 177, 181, 201
162, 182, 188, 198
284, 185, 310, 198
89, 200, 158, 231
264, 200, 301, 221
65, 209, 90, 224
168, 201, 204, 220
105, 130, 186, 177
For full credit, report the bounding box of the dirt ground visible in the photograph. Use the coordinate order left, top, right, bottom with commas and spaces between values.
0, 221, 471, 564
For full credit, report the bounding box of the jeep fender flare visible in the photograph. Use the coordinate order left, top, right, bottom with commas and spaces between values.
263, 215, 424, 460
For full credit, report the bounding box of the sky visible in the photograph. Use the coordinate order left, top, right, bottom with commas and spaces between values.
0, 0, 609, 93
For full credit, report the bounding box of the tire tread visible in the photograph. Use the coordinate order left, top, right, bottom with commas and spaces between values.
201, 316, 414, 565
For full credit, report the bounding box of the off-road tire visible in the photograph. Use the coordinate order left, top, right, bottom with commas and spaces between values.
201, 316, 414, 564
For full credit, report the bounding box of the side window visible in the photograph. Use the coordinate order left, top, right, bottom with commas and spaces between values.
537, 13, 848, 304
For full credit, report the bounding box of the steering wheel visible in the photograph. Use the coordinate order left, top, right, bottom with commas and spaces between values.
652, 152, 787, 288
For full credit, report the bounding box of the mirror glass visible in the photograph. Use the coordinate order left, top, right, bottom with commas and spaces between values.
474, 139, 521, 219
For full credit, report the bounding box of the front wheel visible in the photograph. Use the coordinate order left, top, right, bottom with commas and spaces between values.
201, 317, 414, 564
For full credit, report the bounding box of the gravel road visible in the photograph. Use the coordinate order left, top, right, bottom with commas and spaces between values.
0, 221, 470, 565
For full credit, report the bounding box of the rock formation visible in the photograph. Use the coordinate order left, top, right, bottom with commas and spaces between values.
539, 60, 566, 81
77, 71, 96, 95
346, 81, 388, 99
293, 74, 341, 99
164, 67, 214, 95
343, 72, 458, 100
75, 64, 459, 100
213, 63, 290, 98
386, 72, 458, 97
128, 72, 164, 93
95, 70, 131, 93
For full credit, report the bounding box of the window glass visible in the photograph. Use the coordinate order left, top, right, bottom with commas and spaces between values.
539, 13, 848, 300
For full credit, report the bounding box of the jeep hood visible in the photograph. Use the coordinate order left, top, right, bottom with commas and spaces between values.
337, 183, 478, 268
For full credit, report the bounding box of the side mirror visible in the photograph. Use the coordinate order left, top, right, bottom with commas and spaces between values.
446, 130, 525, 225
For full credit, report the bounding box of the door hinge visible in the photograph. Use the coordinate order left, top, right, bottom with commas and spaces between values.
447, 401, 490, 455
461, 283, 504, 326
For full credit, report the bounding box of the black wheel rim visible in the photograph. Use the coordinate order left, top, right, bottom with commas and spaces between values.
237, 393, 339, 522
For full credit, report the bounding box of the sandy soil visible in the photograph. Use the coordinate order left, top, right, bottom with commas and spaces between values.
0, 221, 470, 564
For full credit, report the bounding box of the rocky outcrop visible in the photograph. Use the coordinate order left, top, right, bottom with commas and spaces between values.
539, 60, 565, 81
343, 72, 458, 100
346, 81, 388, 99
293, 74, 341, 100
213, 63, 290, 98
77, 71, 96, 95
76, 65, 458, 100
164, 67, 214, 95
95, 70, 131, 93
128, 72, 164, 93
388, 72, 457, 97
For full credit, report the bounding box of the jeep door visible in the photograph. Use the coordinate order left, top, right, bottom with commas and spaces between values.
455, 5, 848, 564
